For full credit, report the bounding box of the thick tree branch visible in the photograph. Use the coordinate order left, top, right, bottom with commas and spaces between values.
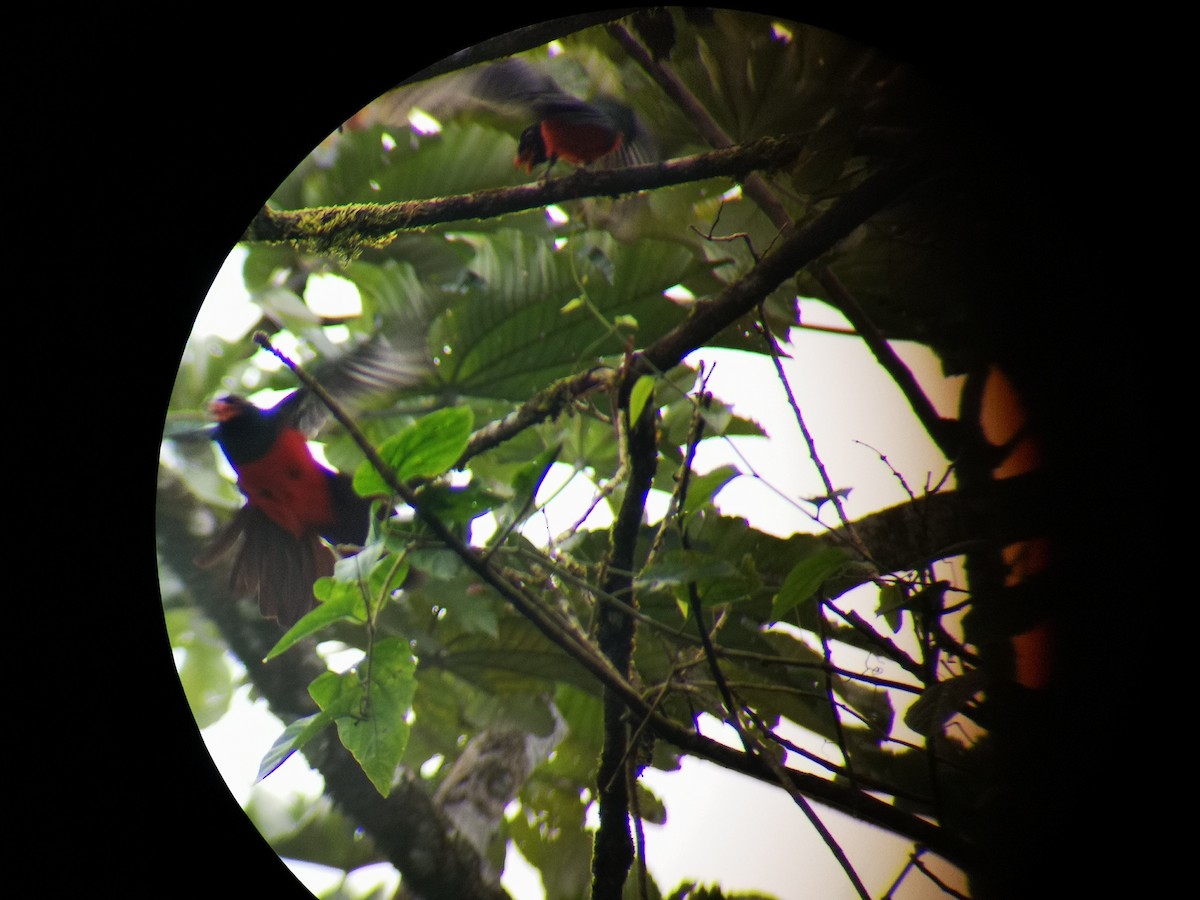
636, 155, 933, 376
823, 468, 1050, 573
455, 366, 614, 469
241, 136, 807, 253
592, 392, 659, 900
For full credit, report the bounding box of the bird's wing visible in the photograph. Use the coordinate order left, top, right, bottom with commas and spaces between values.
366, 57, 632, 134
273, 329, 433, 438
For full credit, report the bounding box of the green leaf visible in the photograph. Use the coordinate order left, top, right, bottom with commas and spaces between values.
279, 120, 524, 208
309, 637, 418, 797
876, 581, 907, 634
253, 285, 321, 332
635, 549, 740, 593
629, 374, 656, 424
428, 229, 708, 400
366, 551, 412, 603
771, 547, 851, 619
353, 406, 474, 496
421, 577, 502, 639
264, 574, 369, 661
462, 691, 557, 736
635, 782, 667, 825
512, 444, 560, 502
837, 673, 896, 739
683, 464, 739, 515
167, 607, 236, 729
790, 106, 865, 194
257, 712, 334, 782
440, 617, 597, 695
413, 480, 499, 526
509, 786, 592, 900
175, 643, 234, 734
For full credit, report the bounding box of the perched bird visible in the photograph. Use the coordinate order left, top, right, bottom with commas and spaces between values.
196, 333, 429, 627
514, 93, 640, 175
368, 57, 648, 177
475, 58, 644, 176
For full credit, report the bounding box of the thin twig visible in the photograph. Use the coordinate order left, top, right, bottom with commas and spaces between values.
647, 365, 712, 564
817, 596, 858, 787
881, 850, 921, 899
625, 762, 650, 900
608, 21, 796, 234
911, 852, 971, 899
822, 598, 926, 681
674, 370, 872, 900
757, 304, 872, 561
686, 570, 871, 900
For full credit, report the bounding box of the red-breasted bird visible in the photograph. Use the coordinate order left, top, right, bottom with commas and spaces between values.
367, 57, 647, 177
476, 58, 644, 176
514, 94, 640, 175
196, 333, 429, 627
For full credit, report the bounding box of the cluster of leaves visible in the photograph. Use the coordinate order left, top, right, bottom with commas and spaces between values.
158, 9, 1008, 899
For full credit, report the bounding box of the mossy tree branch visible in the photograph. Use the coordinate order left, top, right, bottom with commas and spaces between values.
241, 135, 809, 255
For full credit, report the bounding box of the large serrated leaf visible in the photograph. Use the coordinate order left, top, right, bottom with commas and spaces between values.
440, 617, 597, 695
281, 121, 524, 208
342, 257, 441, 325
635, 549, 741, 593
904, 671, 986, 737
428, 230, 707, 399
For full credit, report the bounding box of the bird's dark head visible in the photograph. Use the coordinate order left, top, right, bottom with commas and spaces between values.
515, 123, 548, 172
209, 394, 259, 424
208, 395, 278, 463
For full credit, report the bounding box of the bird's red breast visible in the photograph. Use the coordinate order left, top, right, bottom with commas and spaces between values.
196, 328, 432, 628
538, 118, 625, 168
201, 393, 375, 627
230, 427, 340, 540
